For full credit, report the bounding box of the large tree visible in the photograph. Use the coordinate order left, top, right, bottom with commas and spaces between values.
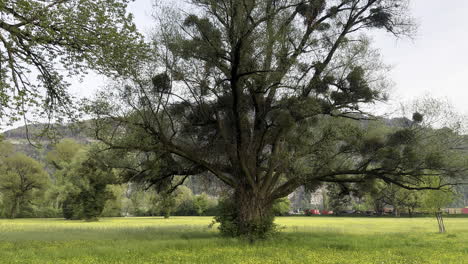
45, 138, 83, 211
0, 0, 147, 125
59, 152, 117, 221
46, 139, 116, 220
90, 0, 467, 238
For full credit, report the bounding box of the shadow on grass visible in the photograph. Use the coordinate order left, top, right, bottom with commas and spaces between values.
0, 225, 219, 242
269, 229, 465, 253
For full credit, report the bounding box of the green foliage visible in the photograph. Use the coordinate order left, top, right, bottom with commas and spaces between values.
172, 189, 218, 216
331, 66, 379, 105
172, 186, 196, 216
123, 185, 218, 217
123, 185, 157, 216
46, 140, 117, 220
157, 192, 177, 219
0, 153, 49, 218
421, 189, 456, 213
192, 193, 210, 216
101, 185, 126, 217
357, 174, 460, 217
326, 183, 352, 213
46, 139, 83, 170
0, 0, 148, 122
363, 181, 424, 216
0, 140, 14, 158
272, 197, 291, 216
60, 152, 117, 220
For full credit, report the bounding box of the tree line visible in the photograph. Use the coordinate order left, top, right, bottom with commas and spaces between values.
0, 138, 232, 219
324, 181, 458, 217
1, 132, 463, 221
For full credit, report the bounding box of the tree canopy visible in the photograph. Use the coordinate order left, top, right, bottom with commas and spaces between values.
0, 0, 147, 124
0, 153, 49, 218
45, 139, 117, 220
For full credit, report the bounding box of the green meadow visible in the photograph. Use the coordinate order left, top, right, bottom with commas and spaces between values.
0, 217, 467, 264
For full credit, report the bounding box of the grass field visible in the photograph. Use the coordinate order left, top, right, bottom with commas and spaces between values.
0, 216, 467, 264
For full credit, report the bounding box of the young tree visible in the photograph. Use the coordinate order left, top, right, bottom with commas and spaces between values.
193, 193, 210, 216
0, 153, 49, 218
101, 184, 126, 217
0, 139, 14, 159
368, 182, 423, 217
46, 138, 83, 211
272, 197, 291, 216
90, 0, 467, 238
152, 185, 195, 218
421, 187, 456, 233
0, 0, 147, 124
46, 140, 117, 220
47, 138, 83, 168
60, 149, 117, 221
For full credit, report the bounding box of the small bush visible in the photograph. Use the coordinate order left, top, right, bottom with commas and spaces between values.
214, 198, 277, 241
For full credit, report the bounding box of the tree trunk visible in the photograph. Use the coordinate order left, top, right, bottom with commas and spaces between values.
216, 187, 275, 240
435, 211, 446, 233
9, 197, 19, 219
408, 208, 413, 218
236, 189, 273, 236
164, 209, 170, 219
393, 207, 399, 217
9, 204, 17, 219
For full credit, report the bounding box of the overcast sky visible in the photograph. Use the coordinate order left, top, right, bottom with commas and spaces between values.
64, 0, 468, 120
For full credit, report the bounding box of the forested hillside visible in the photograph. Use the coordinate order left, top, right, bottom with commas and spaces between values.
2, 123, 91, 162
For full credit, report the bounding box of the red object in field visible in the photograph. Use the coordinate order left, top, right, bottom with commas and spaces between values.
310, 209, 320, 215
321, 210, 333, 215
462, 208, 468, 214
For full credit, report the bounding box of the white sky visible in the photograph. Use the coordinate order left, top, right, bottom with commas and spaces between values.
5, 0, 468, 131
371, 0, 468, 116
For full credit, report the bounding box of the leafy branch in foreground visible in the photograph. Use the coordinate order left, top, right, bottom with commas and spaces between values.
0, 0, 148, 125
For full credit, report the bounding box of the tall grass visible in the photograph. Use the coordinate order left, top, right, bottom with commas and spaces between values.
0, 217, 466, 263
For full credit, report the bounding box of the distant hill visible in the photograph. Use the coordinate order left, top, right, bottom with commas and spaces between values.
2, 117, 467, 156
1, 122, 93, 162
2, 122, 91, 142
0, 117, 414, 141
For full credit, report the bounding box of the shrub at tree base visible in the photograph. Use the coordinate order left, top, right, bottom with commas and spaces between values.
214, 198, 277, 241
